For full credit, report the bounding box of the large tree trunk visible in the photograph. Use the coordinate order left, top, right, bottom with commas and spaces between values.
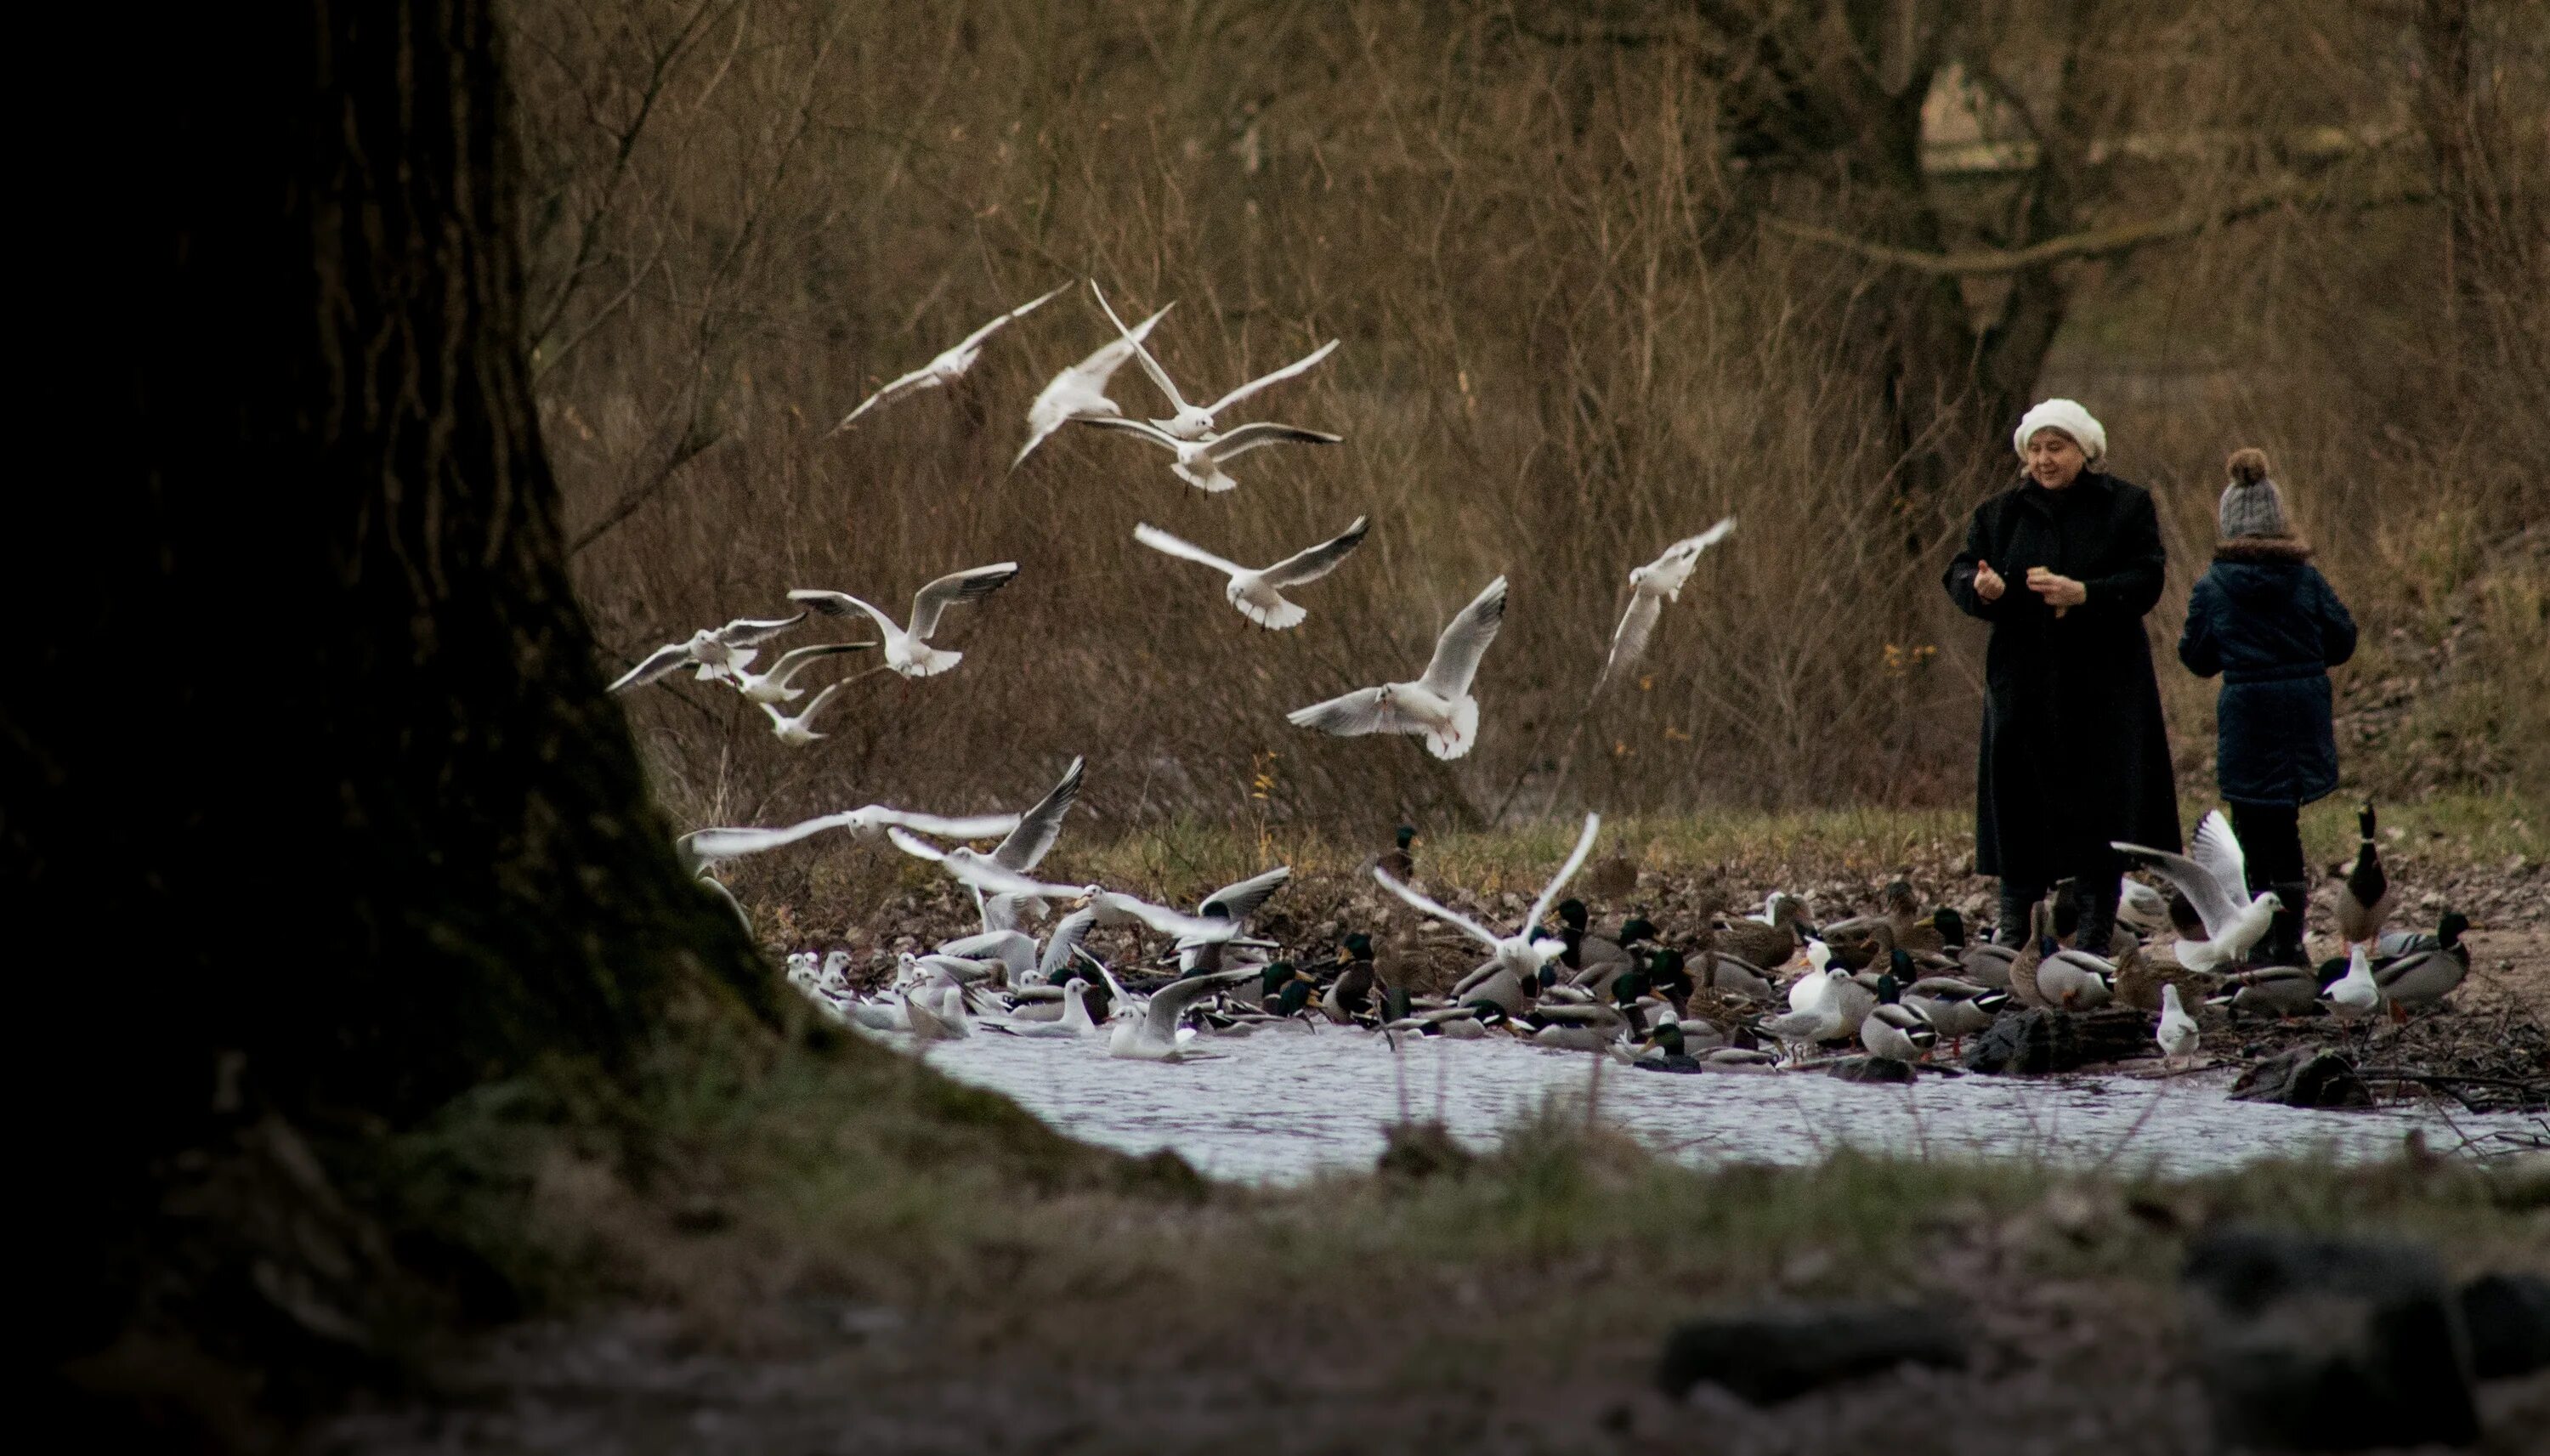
20, 0, 777, 1438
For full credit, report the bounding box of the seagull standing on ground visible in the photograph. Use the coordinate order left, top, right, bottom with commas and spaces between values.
790, 563, 1019, 678
2112, 811, 2281, 973
1132, 517, 1369, 629
1014, 299, 1174, 467
832, 282, 1069, 432
1289, 576, 1508, 760
1595, 518, 1736, 688
607, 613, 808, 692
1091, 281, 1339, 440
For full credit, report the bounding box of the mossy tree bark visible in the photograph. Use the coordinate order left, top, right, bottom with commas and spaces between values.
17, 0, 776, 1436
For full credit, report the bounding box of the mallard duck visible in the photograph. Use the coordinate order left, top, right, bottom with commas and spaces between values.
2321, 944, 2380, 1022
1633, 1017, 1708, 1073
1958, 933, 2018, 991
2208, 964, 2320, 1019
1699, 944, 1782, 1001
1322, 933, 1379, 1023
2113, 938, 2203, 1012
2373, 918, 2470, 1014
2035, 943, 2116, 1011
1641, 946, 1696, 1014
1556, 899, 1645, 979
2335, 803, 2396, 946
1451, 954, 1528, 1017
2117, 875, 2172, 935
1378, 824, 1417, 881
2155, 983, 2201, 1068
2007, 903, 2051, 1009
2372, 909, 2468, 961
1902, 972, 2008, 1057
1859, 971, 1937, 1063
1714, 892, 1809, 970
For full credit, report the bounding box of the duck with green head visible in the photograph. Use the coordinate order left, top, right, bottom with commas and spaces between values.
1379, 824, 1417, 880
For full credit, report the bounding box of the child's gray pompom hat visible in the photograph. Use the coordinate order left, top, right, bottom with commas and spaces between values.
2218, 447, 2291, 539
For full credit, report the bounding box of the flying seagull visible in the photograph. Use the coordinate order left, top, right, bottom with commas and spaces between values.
1132, 517, 1368, 629
1288, 575, 1507, 760
607, 613, 807, 692
2111, 811, 2281, 973
1014, 300, 1174, 468
1091, 280, 1339, 440
1076, 416, 1342, 494
833, 282, 1070, 432
789, 563, 1019, 677
677, 807, 1021, 872
759, 681, 855, 746
972, 755, 1085, 930
1595, 517, 1736, 688
728, 641, 876, 703
881, 829, 1244, 945
1373, 812, 1600, 988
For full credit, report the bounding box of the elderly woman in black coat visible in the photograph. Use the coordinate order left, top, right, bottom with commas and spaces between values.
1944, 399, 2182, 949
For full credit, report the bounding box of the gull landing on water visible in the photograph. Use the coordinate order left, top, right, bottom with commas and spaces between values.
1077, 416, 1342, 495
607, 613, 807, 692
1091, 280, 1340, 440
1596, 517, 1736, 689
1133, 517, 1368, 629
1014, 300, 1174, 469
1288, 575, 1507, 760
833, 282, 1069, 433
790, 563, 1019, 678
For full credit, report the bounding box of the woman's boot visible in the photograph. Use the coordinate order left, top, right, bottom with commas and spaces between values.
1996, 882, 2042, 947
2073, 874, 2122, 959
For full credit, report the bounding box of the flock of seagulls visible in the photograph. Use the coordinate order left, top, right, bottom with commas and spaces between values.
609, 275, 2474, 1084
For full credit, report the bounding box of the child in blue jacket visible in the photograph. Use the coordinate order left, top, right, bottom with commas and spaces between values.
2178, 449, 2357, 965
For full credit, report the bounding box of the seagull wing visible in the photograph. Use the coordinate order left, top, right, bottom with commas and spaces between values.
906, 563, 1020, 641
2188, 810, 2251, 911
1197, 865, 1290, 921
992, 756, 1085, 871
762, 640, 876, 686
714, 613, 807, 647
1103, 892, 1239, 943
870, 808, 1023, 841
1200, 422, 1344, 462
1132, 524, 1245, 579
2110, 841, 2245, 938
1595, 594, 1663, 690
609, 641, 697, 693
788, 590, 904, 639
1037, 907, 1101, 983
790, 680, 849, 727
1645, 517, 1737, 595
1257, 516, 1369, 588
678, 813, 853, 864
1014, 309, 1172, 469
1144, 966, 1260, 1040
1074, 415, 1185, 452
887, 829, 1079, 901
832, 365, 936, 433
1370, 867, 1504, 951
1527, 812, 1604, 933
1416, 575, 1510, 699
949, 280, 1071, 355
1089, 279, 1190, 414
1287, 686, 1411, 739
1204, 337, 1340, 416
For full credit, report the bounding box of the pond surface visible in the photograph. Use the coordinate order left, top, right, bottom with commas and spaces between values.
920, 1025, 2520, 1183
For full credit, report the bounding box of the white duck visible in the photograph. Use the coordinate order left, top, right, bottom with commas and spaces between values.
1371, 812, 1601, 990
789, 562, 1019, 678
2112, 811, 2281, 973
832, 282, 1070, 432
1595, 518, 1737, 688
1132, 517, 1369, 629
1289, 575, 1507, 760
1091, 280, 1339, 440
608, 612, 807, 691
1014, 298, 1172, 467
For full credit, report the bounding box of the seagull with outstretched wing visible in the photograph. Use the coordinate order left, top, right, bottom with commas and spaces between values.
1090, 280, 1339, 441
1014, 299, 1173, 468
833, 282, 1069, 432
2112, 810, 2280, 972
1595, 517, 1736, 688
789, 563, 1018, 678
607, 612, 808, 691
1134, 517, 1368, 629
1289, 576, 1507, 760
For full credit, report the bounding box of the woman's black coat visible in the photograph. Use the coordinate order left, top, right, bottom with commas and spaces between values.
2177, 538, 2356, 807
1944, 470, 2182, 881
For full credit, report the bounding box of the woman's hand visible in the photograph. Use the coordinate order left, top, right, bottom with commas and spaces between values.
2026, 567, 2086, 614
1972, 559, 2005, 603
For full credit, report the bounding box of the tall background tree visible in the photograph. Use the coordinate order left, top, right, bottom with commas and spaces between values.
20, 0, 775, 1438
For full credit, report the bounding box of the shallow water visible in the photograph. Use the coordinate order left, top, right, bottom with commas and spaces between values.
921, 1024, 2519, 1183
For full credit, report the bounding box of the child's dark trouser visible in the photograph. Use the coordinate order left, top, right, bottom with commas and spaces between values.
2230, 802, 2310, 965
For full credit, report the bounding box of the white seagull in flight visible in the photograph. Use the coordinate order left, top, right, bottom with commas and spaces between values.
2111, 811, 2281, 973
1076, 416, 1342, 495
1374, 813, 1601, 986
1013, 300, 1174, 468
833, 281, 1070, 432
607, 613, 807, 692
1595, 517, 1736, 688
789, 563, 1019, 678
1288, 575, 1507, 760
1132, 516, 1369, 629
1091, 281, 1339, 440
677, 807, 1022, 871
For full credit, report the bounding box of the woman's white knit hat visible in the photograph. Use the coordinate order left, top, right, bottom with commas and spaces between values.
2012, 398, 2107, 462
